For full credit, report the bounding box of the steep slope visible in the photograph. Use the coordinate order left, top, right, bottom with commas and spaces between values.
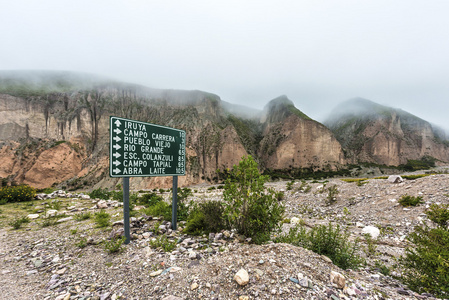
0, 71, 249, 189
325, 98, 449, 165
259, 96, 346, 171
0, 71, 348, 189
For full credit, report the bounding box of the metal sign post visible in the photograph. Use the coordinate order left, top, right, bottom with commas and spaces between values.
172, 176, 178, 231
123, 177, 131, 244
109, 116, 186, 243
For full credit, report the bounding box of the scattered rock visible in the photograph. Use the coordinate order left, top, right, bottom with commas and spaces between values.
388, 175, 404, 183
234, 268, 249, 286
362, 226, 381, 239
150, 270, 163, 277
330, 271, 346, 289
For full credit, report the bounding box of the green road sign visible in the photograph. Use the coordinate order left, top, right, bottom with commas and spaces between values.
109, 116, 186, 177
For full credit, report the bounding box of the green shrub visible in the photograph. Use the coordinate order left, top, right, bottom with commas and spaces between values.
326, 185, 339, 205
40, 217, 58, 227
184, 200, 225, 235
374, 260, 391, 276
94, 211, 111, 228
275, 191, 285, 201
74, 212, 91, 221
50, 200, 61, 210
76, 237, 88, 248
89, 188, 111, 200
275, 223, 364, 270
104, 236, 125, 253
149, 235, 176, 252
400, 204, 449, 298
297, 181, 312, 193
183, 209, 206, 235
9, 216, 30, 229
137, 192, 163, 207
398, 194, 423, 207
0, 185, 36, 203
286, 180, 295, 191
223, 155, 285, 244
426, 203, 449, 227
364, 233, 377, 257
144, 201, 172, 221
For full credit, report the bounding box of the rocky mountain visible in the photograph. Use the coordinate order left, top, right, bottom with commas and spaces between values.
324, 98, 449, 166
259, 96, 345, 172
0, 71, 345, 189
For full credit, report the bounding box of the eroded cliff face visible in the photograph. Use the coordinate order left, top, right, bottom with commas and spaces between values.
260, 97, 346, 171
0, 79, 249, 189
326, 98, 449, 166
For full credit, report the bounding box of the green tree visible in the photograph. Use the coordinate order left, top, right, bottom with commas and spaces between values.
223, 155, 284, 244
400, 204, 449, 298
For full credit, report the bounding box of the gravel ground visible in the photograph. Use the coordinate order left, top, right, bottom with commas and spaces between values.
1, 172, 448, 299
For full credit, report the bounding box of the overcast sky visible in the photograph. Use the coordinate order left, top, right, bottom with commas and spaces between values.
1, 1, 449, 129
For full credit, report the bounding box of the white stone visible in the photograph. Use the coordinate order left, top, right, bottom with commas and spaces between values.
97, 200, 108, 209
356, 222, 365, 228
387, 175, 403, 183
344, 286, 357, 296
46, 210, 58, 217
330, 270, 346, 289
150, 270, 162, 277
188, 251, 197, 259
56, 267, 67, 275
290, 217, 301, 224
57, 217, 73, 223
80, 194, 90, 200
27, 214, 40, 219
234, 268, 249, 286
362, 226, 380, 239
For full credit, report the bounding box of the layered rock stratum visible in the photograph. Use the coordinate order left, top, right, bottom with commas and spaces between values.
0, 71, 345, 189
325, 98, 449, 166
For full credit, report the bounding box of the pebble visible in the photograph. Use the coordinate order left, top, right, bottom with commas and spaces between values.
150, 270, 163, 277
234, 269, 249, 286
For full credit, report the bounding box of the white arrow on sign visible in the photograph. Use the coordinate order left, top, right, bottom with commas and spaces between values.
114, 120, 122, 127
113, 136, 121, 142
113, 152, 121, 158
113, 168, 121, 174
113, 128, 122, 134
113, 144, 121, 150
113, 160, 121, 166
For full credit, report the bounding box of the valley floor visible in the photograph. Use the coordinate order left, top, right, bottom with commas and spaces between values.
1, 172, 448, 299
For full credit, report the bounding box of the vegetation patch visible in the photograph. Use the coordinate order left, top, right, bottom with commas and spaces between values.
183, 200, 225, 235
104, 236, 126, 254
275, 223, 364, 270
149, 235, 177, 252
398, 194, 423, 207
8, 216, 30, 229
94, 211, 111, 228
400, 204, 449, 298
223, 155, 284, 244
0, 185, 36, 204
402, 174, 431, 180
89, 188, 111, 200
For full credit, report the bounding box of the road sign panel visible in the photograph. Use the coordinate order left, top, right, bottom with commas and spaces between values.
109, 116, 186, 177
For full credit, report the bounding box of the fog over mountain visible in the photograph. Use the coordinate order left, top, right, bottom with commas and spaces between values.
1, 1, 449, 130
